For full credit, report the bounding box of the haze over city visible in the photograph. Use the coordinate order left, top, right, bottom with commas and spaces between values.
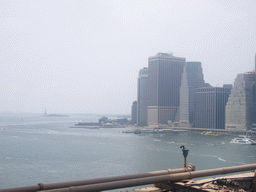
1, 0, 255, 114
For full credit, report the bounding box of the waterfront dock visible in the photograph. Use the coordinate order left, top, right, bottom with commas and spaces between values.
125, 126, 256, 136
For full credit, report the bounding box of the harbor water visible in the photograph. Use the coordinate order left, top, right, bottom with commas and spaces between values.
1, 114, 256, 190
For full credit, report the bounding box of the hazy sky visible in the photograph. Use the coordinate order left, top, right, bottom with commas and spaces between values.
1, 0, 256, 114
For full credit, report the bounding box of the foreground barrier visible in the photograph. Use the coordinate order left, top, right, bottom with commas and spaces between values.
1, 163, 256, 192
0, 164, 195, 192
2, 146, 256, 192
38, 163, 256, 192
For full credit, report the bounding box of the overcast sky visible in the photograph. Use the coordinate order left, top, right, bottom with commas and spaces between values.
0, 0, 255, 114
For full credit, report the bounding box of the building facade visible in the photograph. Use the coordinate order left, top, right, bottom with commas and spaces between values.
194, 86, 232, 129
147, 53, 185, 126
137, 67, 148, 126
225, 72, 255, 131
254, 54, 256, 129
179, 62, 209, 127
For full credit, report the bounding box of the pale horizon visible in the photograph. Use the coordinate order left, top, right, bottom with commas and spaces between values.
1, 0, 255, 114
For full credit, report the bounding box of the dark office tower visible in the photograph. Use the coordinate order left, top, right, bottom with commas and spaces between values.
194, 86, 232, 129
179, 62, 208, 127
225, 72, 255, 131
137, 67, 148, 126
147, 53, 185, 126
131, 101, 137, 125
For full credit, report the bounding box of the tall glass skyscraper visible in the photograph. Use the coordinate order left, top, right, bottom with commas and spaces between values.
137, 67, 148, 125
147, 53, 185, 126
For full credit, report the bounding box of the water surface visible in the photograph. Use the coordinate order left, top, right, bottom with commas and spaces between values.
1, 114, 256, 190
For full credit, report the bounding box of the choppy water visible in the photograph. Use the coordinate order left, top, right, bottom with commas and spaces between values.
1, 114, 256, 191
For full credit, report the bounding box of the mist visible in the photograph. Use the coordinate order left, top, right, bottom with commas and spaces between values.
1, 0, 255, 114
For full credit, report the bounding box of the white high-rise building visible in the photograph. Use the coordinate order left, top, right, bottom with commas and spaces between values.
137, 67, 148, 126
225, 72, 255, 131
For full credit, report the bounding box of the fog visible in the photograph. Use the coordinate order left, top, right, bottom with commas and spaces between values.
0, 0, 255, 114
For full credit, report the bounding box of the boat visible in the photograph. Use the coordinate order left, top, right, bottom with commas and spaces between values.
75, 122, 100, 126
158, 128, 173, 133
122, 129, 137, 133
134, 128, 158, 134
172, 129, 187, 133
230, 135, 256, 145
201, 131, 221, 136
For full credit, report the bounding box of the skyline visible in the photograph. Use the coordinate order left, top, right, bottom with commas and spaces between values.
1, 0, 256, 114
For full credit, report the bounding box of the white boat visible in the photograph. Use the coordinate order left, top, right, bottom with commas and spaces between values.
230, 135, 256, 145
134, 128, 158, 134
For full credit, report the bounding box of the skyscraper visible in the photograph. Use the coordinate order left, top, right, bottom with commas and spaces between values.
137, 67, 148, 126
147, 53, 185, 126
194, 86, 232, 129
131, 101, 137, 125
255, 53, 256, 105
179, 62, 209, 127
225, 72, 255, 131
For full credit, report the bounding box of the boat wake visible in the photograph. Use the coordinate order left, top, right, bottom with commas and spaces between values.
217, 157, 227, 162
200, 154, 227, 162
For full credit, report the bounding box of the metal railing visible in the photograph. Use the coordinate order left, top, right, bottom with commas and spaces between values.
0, 164, 195, 192
40, 163, 256, 192
2, 146, 256, 192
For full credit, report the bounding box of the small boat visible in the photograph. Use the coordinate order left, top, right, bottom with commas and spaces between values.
201, 131, 221, 136
230, 135, 256, 145
122, 129, 136, 133
172, 129, 187, 133
158, 128, 173, 133
134, 128, 158, 134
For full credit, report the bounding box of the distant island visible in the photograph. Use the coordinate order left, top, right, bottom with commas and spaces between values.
71, 116, 128, 128
43, 110, 69, 117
